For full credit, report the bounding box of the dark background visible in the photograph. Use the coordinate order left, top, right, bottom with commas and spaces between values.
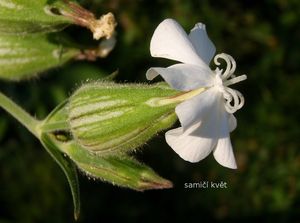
1, 0, 300, 222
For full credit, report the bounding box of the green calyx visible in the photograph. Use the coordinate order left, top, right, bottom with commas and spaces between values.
0, 34, 79, 80
67, 82, 179, 154
0, 0, 71, 35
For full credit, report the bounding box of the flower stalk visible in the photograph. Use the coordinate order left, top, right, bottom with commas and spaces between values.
0, 91, 41, 138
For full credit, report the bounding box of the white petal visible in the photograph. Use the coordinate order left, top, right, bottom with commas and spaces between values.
228, 114, 237, 132
213, 136, 237, 169
150, 19, 208, 68
213, 106, 237, 169
175, 88, 222, 130
189, 23, 216, 65
165, 123, 217, 163
146, 63, 214, 91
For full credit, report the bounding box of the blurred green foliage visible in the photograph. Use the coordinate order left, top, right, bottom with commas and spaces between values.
1, 0, 300, 222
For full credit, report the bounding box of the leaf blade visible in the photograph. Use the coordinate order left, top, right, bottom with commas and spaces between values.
40, 133, 81, 220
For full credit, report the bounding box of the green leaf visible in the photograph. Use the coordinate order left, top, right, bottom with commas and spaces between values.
0, 0, 71, 35
0, 34, 79, 80
40, 133, 81, 220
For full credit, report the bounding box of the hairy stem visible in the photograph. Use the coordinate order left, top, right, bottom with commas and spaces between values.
0, 91, 41, 138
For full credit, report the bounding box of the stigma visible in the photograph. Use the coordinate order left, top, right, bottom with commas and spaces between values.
213, 53, 247, 113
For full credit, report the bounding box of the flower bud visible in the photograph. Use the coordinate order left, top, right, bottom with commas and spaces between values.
67, 82, 179, 154
60, 141, 173, 191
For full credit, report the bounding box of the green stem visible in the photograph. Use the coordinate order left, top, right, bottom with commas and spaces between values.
0, 91, 41, 138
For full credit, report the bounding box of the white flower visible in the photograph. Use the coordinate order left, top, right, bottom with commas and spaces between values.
146, 19, 247, 169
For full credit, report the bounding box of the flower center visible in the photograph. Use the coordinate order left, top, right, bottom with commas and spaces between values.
213, 53, 247, 113
214, 72, 225, 91
214, 72, 223, 86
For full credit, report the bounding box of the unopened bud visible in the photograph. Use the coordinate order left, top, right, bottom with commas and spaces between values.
61, 141, 172, 191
